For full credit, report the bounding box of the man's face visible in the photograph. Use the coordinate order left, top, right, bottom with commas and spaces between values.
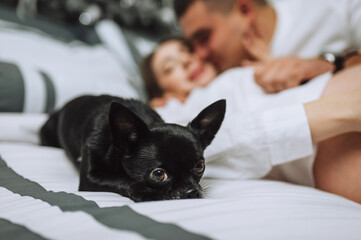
180, 1, 251, 73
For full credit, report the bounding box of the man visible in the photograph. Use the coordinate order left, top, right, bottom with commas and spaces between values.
173, 0, 361, 93
172, 0, 361, 203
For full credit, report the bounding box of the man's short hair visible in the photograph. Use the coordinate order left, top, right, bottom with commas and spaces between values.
173, 0, 268, 19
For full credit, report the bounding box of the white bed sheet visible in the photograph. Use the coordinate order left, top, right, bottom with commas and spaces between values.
1, 140, 361, 240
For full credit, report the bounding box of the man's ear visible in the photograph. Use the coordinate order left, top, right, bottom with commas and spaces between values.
234, 0, 256, 24
235, 0, 254, 15
188, 99, 226, 149
109, 102, 150, 153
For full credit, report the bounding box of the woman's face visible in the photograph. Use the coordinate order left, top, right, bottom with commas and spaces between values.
152, 40, 217, 100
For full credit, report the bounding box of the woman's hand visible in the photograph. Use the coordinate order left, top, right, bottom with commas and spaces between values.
149, 97, 168, 108
241, 28, 272, 64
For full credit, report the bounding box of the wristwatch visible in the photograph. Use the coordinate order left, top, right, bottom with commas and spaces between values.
319, 52, 344, 73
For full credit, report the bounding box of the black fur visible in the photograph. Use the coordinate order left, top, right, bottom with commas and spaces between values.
40, 95, 226, 202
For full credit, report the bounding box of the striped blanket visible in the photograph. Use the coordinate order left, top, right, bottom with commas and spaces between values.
2, 142, 361, 240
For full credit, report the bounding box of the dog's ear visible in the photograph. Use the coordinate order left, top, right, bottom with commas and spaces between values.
188, 99, 226, 149
109, 102, 150, 153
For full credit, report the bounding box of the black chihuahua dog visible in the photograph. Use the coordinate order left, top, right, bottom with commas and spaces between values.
40, 95, 226, 202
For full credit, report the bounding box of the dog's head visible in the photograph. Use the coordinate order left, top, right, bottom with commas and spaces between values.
109, 100, 226, 202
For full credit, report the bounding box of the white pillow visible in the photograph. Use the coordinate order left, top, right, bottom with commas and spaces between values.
0, 19, 143, 113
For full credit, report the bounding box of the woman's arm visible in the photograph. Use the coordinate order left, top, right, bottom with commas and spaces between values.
305, 88, 361, 143
305, 65, 361, 143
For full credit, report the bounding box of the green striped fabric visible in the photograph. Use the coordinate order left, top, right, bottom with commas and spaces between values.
0, 156, 211, 240
0, 218, 46, 240
0, 61, 25, 112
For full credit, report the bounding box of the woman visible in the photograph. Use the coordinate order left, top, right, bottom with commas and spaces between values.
141, 37, 218, 107
141, 37, 361, 203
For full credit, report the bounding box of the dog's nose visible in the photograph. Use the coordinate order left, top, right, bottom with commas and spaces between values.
185, 188, 202, 199
186, 189, 194, 194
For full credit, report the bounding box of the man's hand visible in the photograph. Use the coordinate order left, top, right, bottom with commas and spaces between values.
243, 57, 335, 93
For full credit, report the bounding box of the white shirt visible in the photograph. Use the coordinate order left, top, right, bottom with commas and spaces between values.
271, 0, 361, 57
267, 0, 361, 185
156, 68, 331, 186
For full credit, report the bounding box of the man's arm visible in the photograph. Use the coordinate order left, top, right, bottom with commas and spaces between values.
250, 50, 361, 94
256, 57, 334, 93
241, 31, 335, 93
243, 57, 335, 93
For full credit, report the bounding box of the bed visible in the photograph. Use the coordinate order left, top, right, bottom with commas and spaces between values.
1, 5, 361, 240
2, 136, 361, 240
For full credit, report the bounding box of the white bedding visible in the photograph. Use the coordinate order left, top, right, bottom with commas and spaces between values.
0, 19, 145, 113
1, 114, 361, 240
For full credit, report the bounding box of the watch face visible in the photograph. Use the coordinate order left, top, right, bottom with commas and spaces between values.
322, 53, 336, 63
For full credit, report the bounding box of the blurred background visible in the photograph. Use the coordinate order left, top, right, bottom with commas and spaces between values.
0, 0, 179, 36
0, 0, 180, 63
0, 0, 182, 107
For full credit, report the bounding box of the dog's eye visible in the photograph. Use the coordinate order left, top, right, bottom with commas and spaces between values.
150, 168, 169, 182
194, 162, 205, 175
